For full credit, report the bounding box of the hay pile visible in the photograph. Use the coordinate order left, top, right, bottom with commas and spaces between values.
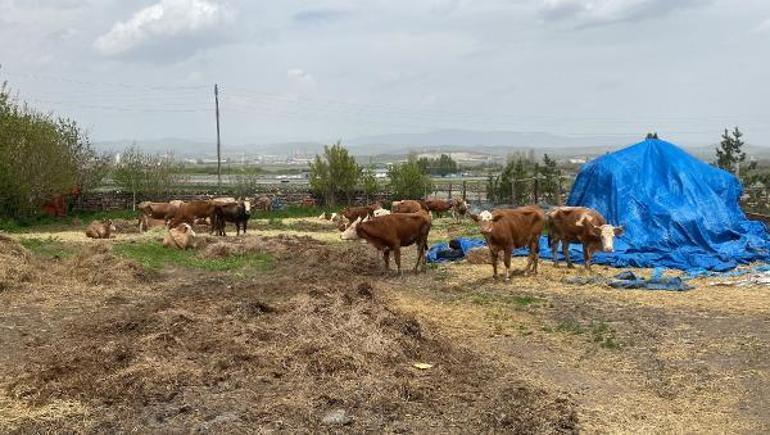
466, 247, 491, 264
0, 235, 36, 291
68, 243, 146, 285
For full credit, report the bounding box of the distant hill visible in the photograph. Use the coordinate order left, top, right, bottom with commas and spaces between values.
95, 130, 770, 161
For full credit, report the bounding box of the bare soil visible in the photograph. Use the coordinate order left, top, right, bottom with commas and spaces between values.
1, 218, 768, 433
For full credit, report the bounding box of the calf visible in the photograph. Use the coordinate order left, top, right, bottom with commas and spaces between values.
85, 219, 116, 239
163, 223, 196, 250
213, 200, 251, 236
451, 198, 468, 221
470, 206, 545, 281
546, 206, 624, 271
392, 200, 427, 214
340, 212, 432, 274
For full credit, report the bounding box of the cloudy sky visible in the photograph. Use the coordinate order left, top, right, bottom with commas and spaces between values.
1, 0, 769, 146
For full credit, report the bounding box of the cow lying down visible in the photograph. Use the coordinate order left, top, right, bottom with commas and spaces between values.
470, 206, 545, 281
340, 212, 432, 274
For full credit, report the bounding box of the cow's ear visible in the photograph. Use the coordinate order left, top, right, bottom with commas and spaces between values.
469, 213, 480, 222
614, 226, 624, 236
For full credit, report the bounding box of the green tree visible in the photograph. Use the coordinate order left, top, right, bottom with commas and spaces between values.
0, 82, 104, 219
415, 154, 458, 176
309, 141, 361, 206
388, 156, 433, 200
539, 153, 561, 204
360, 166, 379, 203
715, 127, 746, 175
112, 146, 185, 210
486, 158, 531, 205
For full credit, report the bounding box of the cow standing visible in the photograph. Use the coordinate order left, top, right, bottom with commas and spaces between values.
451, 198, 468, 221
546, 207, 624, 271
170, 200, 218, 233
213, 200, 251, 236
470, 206, 545, 281
424, 198, 453, 218
340, 212, 432, 275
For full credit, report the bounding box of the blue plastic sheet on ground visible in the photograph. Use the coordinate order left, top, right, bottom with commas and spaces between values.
607, 269, 692, 291
426, 238, 486, 263
565, 138, 770, 272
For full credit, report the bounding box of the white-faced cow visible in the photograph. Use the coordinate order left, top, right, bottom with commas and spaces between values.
470, 206, 545, 281
546, 206, 624, 271
340, 212, 432, 275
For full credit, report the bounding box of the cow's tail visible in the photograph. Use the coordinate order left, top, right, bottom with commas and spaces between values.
545, 213, 555, 249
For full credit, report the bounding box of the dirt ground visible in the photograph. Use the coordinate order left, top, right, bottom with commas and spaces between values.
1, 216, 768, 433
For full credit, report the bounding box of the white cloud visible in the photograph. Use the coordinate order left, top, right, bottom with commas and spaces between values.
94, 0, 234, 56
287, 68, 316, 93
539, 0, 709, 27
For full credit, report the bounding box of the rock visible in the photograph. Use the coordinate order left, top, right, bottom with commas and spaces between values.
322, 409, 353, 426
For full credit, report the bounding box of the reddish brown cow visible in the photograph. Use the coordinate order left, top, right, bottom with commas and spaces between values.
138, 201, 180, 221
470, 206, 545, 281
391, 200, 427, 214
424, 198, 453, 217
546, 207, 624, 271
170, 200, 218, 233
340, 212, 432, 274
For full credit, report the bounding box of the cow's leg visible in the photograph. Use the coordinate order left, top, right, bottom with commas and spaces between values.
551, 239, 559, 267
414, 241, 425, 272
394, 248, 403, 276
490, 249, 499, 279
530, 239, 540, 275
383, 249, 391, 272
583, 246, 592, 272
503, 248, 512, 281
564, 242, 574, 269
243, 219, 247, 235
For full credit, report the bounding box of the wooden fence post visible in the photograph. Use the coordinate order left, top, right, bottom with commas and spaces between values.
533, 176, 540, 204
448, 183, 452, 200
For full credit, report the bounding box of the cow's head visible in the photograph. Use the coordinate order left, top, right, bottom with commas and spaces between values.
454, 199, 468, 214
242, 200, 251, 215
105, 219, 116, 233
391, 201, 403, 212
340, 217, 364, 240
470, 210, 497, 234
587, 220, 624, 252
373, 207, 391, 217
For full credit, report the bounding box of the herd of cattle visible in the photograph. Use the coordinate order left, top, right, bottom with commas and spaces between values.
83, 195, 623, 280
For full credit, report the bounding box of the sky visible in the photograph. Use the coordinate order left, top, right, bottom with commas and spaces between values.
1, 0, 769, 147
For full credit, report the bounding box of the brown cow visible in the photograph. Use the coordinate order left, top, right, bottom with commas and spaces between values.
546, 207, 624, 271
213, 200, 251, 236
138, 201, 180, 222
424, 198, 453, 217
85, 219, 116, 239
392, 200, 427, 214
254, 195, 273, 212
340, 212, 432, 274
170, 200, 218, 233
470, 206, 545, 281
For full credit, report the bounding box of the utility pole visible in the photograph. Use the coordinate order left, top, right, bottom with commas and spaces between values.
214, 84, 222, 189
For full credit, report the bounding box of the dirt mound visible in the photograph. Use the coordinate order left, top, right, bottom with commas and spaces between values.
7, 278, 577, 433
68, 244, 149, 285
0, 235, 36, 291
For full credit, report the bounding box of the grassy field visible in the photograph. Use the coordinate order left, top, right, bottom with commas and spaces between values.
1, 213, 768, 432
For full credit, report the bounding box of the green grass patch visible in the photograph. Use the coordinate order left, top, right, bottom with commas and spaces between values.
556, 320, 584, 335
19, 237, 74, 259
1, 209, 139, 233
553, 319, 621, 349
251, 206, 332, 220
114, 241, 275, 272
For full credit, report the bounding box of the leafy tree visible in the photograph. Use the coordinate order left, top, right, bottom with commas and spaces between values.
715, 127, 746, 175
309, 141, 361, 206
112, 146, 185, 210
388, 156, 433, 200
415, 154, 458, 176
360, 166, 379, 203
0, 82, 105, 219
539, 153, 561, 204
486, 158, 531, 205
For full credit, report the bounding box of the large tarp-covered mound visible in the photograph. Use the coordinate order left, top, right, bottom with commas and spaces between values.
567, 138, 770, 271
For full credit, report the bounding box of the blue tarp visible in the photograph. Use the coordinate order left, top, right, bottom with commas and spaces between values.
426, 139, 770, 272
568, 138, 770, 271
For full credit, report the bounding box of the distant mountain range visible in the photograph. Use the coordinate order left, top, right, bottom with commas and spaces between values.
94, 129, 770, 161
